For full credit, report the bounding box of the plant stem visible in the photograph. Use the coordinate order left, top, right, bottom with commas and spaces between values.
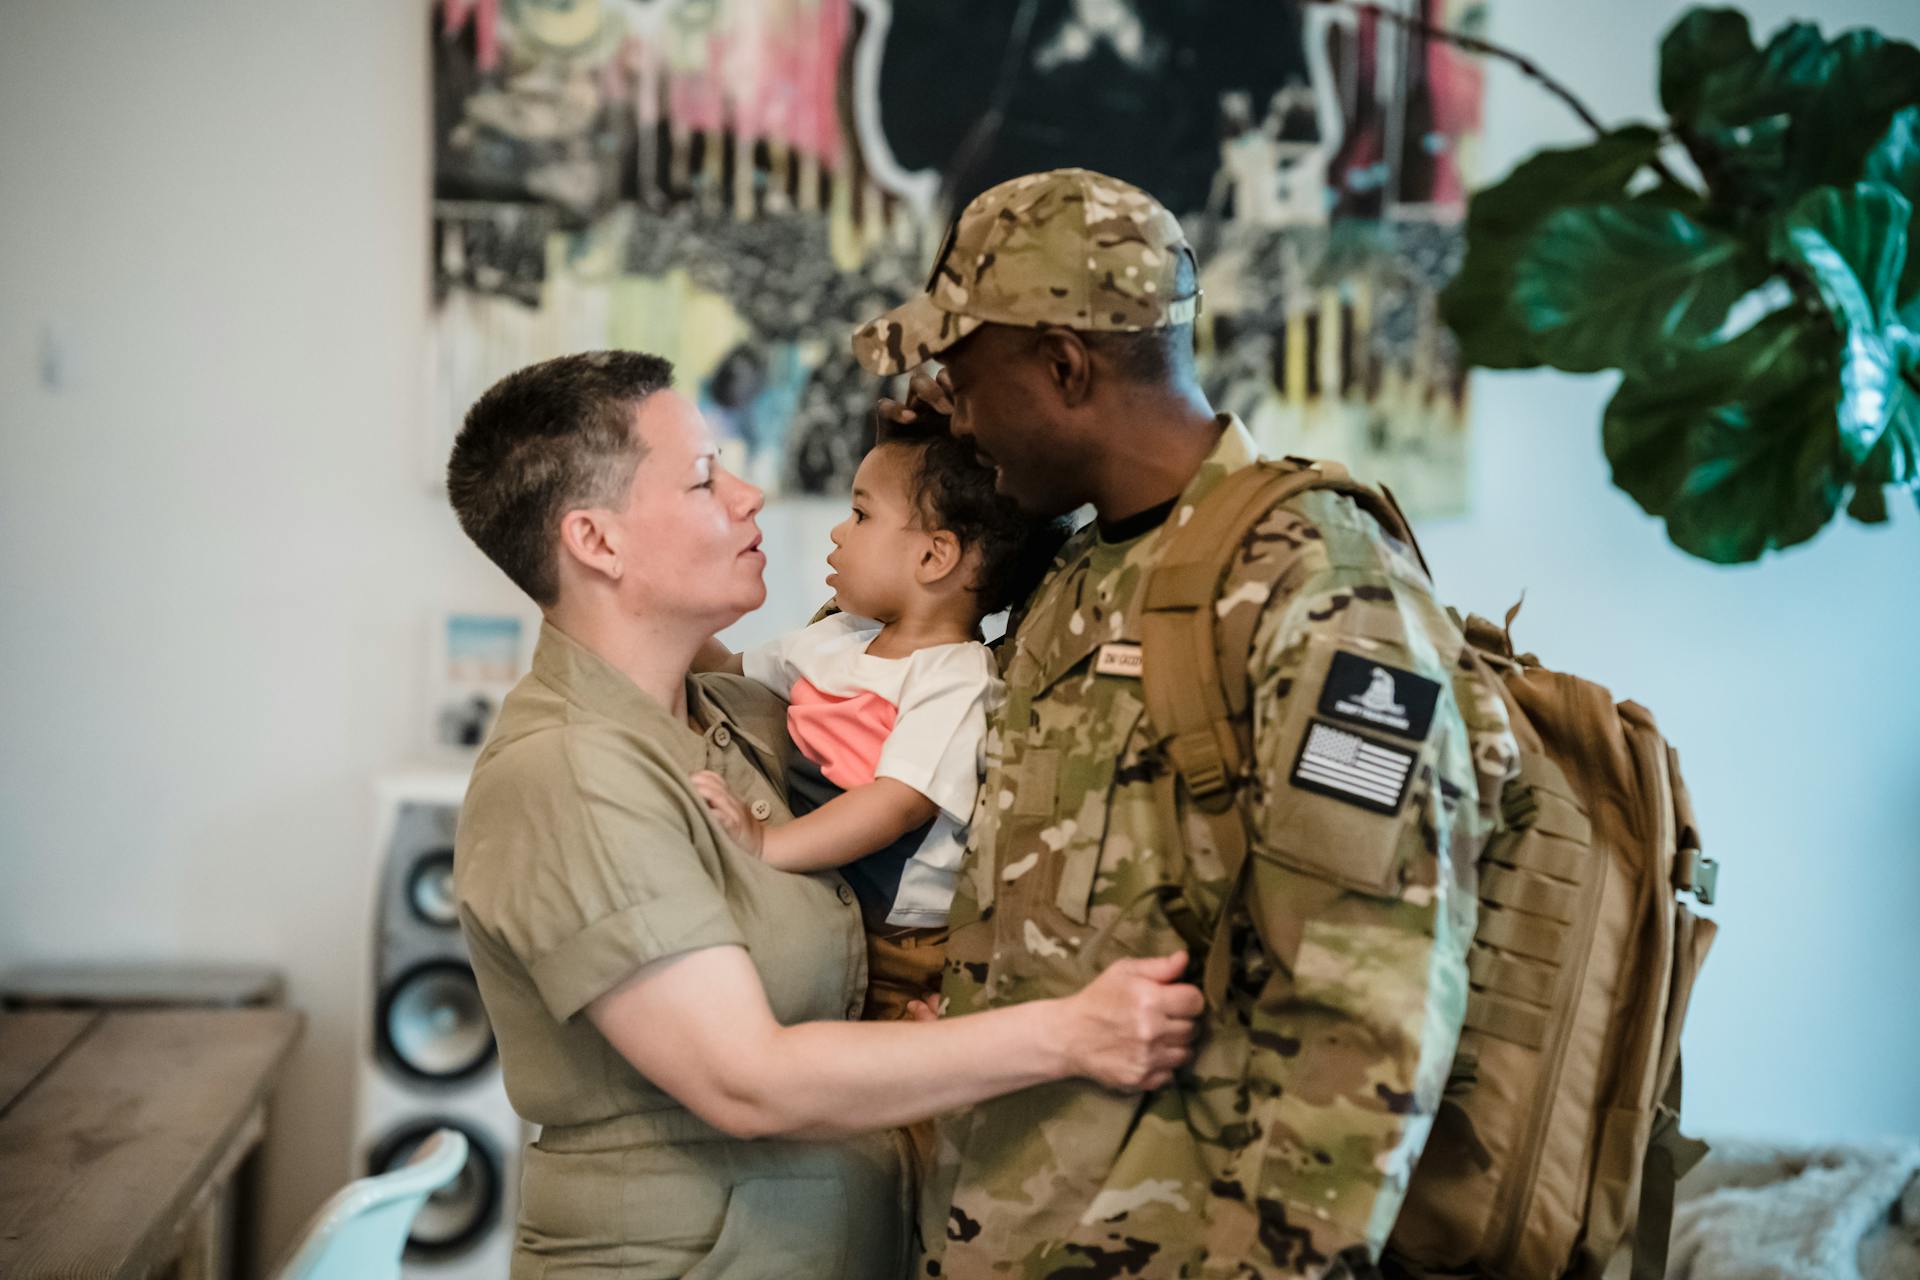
1303, 0, 1691, 190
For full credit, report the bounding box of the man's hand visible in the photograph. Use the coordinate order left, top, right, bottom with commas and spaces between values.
876, 368, 954, 428
1058, 951, 1203, 1092
691, 770, 765, 856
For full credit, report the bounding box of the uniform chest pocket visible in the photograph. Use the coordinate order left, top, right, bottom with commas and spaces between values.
1005, 673, 1148, 927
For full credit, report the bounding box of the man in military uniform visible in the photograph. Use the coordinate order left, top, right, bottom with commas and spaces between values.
853, 169, 1518, 1277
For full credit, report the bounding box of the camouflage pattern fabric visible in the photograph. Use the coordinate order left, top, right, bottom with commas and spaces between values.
853, 168, 1200, 377
921, 419, 1518, 1278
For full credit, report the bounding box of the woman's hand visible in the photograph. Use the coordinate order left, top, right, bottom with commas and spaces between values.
875, 368, 954, 427
691, 770, 764, 856
1058, 951, 1203, 1093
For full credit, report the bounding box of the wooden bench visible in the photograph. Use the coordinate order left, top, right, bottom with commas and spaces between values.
0, 1007, 303, 1279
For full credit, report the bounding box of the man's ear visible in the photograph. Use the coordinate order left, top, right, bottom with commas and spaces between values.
915, 528, 966, 588
557, 507, 623, 585
1034, 328, 1092, 408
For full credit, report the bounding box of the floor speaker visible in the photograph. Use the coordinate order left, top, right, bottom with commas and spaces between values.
356, 770, 528, 1278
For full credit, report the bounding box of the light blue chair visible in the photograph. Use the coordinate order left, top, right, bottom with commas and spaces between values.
272, 1128, 470, 1280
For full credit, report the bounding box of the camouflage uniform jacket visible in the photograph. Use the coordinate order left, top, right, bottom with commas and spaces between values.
921, 418, 1518, 1279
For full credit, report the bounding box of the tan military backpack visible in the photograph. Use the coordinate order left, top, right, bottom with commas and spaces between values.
1139, 458, 1720, 1280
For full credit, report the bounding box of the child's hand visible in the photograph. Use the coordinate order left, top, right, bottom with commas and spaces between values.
875, 368, 954, 426
690, 771, 764, 856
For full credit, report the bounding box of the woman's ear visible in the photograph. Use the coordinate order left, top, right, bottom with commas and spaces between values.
915, 528, 964, 587
557, 507, 623, 584
1034, 327, 1092, 408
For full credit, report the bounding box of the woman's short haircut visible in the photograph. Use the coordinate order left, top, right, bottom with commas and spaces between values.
879, 417, 1072, 619
447, 351, 674, 606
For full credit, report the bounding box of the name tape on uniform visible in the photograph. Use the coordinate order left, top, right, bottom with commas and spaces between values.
1318, 651, 1439, 741
1289, 718, 1415, 815
1094, 642, 1143, 678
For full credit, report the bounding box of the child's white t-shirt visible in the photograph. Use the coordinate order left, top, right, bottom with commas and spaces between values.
742, 612, 999, 927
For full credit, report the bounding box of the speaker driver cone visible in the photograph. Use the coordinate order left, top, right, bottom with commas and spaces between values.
407, 847, 459, 926
379, 961, 495, 1081
368, 1120, 501, 1255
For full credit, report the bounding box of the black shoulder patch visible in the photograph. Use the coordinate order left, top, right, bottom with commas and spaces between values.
1317, 651, 1439, 741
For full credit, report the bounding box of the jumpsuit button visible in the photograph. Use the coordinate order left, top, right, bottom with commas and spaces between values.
750, 799, 772, 821
712, 725, 732, 748
836, 884, 854, 905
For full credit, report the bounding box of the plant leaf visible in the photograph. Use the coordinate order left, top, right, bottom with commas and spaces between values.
1603, 309, 1849, 563
1776, 183, 1911, 326
1441, 127, 1662, 369
1679, 17, 1827, 134
1846, 373, 1920, 526
1795, 31, 1920, 192
1852, 358, 1920, 487
1844, 356, 1920, 524
1666, 17, 1920, 217
1864, 106, 1920, 309
1511, 204, 1759, 375
1774, 183, 1916, 464
1659, 8, 1757, 122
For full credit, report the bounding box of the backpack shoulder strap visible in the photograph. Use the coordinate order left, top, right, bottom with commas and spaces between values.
1141, 457, 1417, 1004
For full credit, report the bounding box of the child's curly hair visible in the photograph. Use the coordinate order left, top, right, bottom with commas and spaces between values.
877, 414, 1072, 619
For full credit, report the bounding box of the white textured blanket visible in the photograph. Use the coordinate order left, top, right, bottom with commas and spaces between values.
1664, 1138, 1920, 1280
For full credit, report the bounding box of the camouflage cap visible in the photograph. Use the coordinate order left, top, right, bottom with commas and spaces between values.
852, 168, 1200, 376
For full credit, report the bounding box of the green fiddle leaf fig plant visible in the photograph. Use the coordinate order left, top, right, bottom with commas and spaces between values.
1439, 5, 1920, 563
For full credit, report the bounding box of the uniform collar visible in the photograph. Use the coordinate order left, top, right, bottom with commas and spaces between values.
529, 620, 708, 771
1077, 414, 1259, 555
1006, 414, 1261, 687
1170, 413, 1260, 525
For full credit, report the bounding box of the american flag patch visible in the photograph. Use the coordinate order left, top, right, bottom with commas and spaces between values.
1289, 719, 1415, 815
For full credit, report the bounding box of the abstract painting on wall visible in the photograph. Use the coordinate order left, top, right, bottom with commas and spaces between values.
432, 0, 1486, 512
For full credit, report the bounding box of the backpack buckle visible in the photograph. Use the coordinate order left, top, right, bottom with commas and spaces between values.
1167, 730, 1234, 809
1675, 849, 1720, 905
1691, 857, 1719, 906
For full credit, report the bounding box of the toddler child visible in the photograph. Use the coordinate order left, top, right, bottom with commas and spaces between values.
691, 419, 1064, 1024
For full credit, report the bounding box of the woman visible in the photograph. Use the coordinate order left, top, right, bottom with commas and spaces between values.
446, 350, 1201, 1279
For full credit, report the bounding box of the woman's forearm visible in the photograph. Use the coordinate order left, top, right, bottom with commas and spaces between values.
732, 997, 1075, 1139
587, 945, 1198, 1142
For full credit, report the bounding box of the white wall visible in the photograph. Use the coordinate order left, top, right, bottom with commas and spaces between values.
1, 0, 1915, 1264
0, 0, 519, 1258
